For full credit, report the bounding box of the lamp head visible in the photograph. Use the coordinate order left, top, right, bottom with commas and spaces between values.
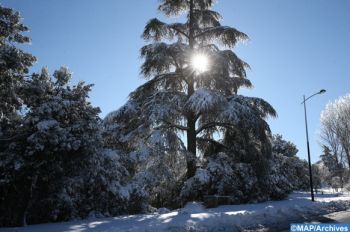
319, 89, 326, 94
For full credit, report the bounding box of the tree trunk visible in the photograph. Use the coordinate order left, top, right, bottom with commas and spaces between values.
185, 0, 197, 179
21, 174, 38, 226
186, 80, 196, 179
186, 117, 197, 179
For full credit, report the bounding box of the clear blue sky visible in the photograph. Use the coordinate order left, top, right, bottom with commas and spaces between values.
2, 0, 350, 162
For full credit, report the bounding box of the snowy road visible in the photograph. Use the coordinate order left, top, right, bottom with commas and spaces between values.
274, 209, 350, 232
326, 210, 350, 223
0, 192, 350, 232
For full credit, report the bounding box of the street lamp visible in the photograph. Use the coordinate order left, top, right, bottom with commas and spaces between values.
301, 89, 326, 202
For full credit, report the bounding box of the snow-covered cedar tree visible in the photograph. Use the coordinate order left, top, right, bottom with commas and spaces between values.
105, 0, 276, 206
271, 134, 298, 157
0, 5, 36, 144
101, 0, 280, 207
0, 68, 146, 226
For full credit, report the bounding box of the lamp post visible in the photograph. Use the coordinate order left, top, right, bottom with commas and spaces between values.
302, 89, 326, 202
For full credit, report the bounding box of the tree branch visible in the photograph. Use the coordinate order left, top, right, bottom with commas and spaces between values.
163, 120, 189, 131
170, 26, 189, 39
194, 112, 201, 121
196, 121, 234, 135
197, 137, 229, 149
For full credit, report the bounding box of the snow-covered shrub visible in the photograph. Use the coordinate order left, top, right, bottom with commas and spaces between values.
180, 149, 310, 204
268, 154, 309, 199
180, 168, 212, 201
267, 135, 310, 198
31, 149, 148, 222
180, 152, 270, 204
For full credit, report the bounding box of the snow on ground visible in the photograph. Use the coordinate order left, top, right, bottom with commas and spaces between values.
1, 191, 350, 232
326, 210, 350, 223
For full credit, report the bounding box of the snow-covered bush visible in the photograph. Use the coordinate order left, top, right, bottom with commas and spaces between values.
180, 147, 310, 204
27, 149, 147, 224
181, 152, 269, 204
268, 154, 309, 199
268, 135, 309, 198
180, 168, 212, 202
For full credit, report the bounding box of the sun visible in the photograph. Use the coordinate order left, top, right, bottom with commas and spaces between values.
191, 53, 209, 73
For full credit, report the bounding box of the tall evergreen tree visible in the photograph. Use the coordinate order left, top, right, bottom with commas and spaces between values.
132, 0, 276, 178
0, 5, 36, 138
1, 67, 102, 226
0, 6, 36, 225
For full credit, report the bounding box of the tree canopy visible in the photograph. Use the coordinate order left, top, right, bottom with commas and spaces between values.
130, 0, 276, 179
